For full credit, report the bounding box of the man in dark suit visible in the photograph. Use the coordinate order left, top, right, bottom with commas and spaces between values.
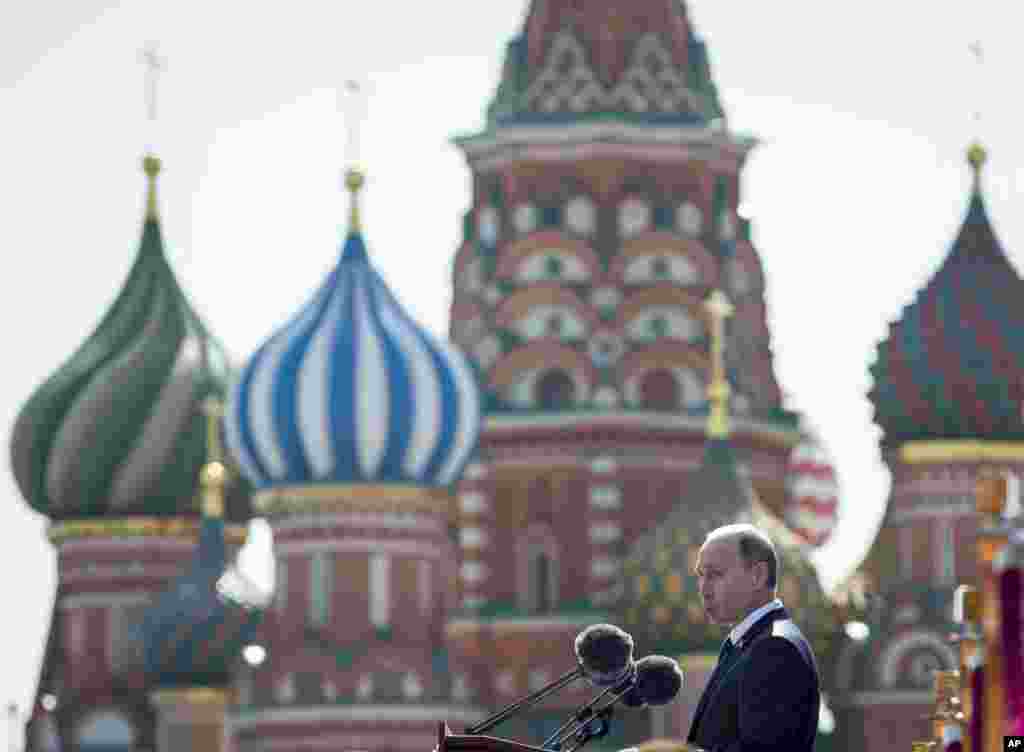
687, 524, 820, 752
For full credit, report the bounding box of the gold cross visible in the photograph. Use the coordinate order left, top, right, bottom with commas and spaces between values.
704, 289, 734, 438
341, 79, 368, 231
140, 42, 166, 124
199, 396, 228, 518
342, 79, 364, 167
201, 396, 226, 464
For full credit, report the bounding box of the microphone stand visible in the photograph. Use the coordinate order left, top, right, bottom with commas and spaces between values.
465, 667, 583, 735
542, 672, 634, 751
561, 706, 615, 752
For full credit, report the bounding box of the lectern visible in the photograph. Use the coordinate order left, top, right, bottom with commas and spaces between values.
435, 724, 707, 752
437, 723, 550, 752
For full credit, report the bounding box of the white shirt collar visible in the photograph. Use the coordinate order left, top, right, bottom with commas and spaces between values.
728, 598, 783, 647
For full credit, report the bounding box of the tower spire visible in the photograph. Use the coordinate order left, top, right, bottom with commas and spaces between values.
704, 289, 734, 439
341, 79, 367, 233
139, 43, 166, 220
966, 40, 987, 191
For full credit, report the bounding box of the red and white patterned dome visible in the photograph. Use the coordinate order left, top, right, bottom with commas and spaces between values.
785, 432, 840, 548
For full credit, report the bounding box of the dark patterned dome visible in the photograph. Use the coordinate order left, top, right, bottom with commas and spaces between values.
140, 462, 269, 688
10, 156, 248, 520
870, 145, 1024, 447
618, 440, 836, 658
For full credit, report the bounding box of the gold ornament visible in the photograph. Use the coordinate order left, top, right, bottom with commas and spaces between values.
635, 575, 651, 597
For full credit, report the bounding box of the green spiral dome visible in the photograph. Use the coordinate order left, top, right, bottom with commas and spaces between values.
10, 157, 244, 520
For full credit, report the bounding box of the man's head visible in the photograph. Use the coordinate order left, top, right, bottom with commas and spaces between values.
695, 524, 778, 626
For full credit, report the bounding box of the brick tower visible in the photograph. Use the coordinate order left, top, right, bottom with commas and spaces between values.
11, 154, 251, 752
224, 169, 483, 752
444, 1, 834, 747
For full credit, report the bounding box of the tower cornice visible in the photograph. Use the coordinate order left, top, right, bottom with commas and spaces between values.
455, 121, 755, 173
898, 440, 1024, 465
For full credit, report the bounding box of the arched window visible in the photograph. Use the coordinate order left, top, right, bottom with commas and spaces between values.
309, 552, 332, 626
535, 370, 575, 409
517, 525, 559, 613
527, 549, 558, 613
108, 602, 147, 674
531, 553, 552, 612
639, 370, 679, 410
546, 314, 564, 337
275, 557, 288, 613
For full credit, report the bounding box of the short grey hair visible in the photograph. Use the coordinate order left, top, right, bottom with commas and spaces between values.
704, 523, 778, 589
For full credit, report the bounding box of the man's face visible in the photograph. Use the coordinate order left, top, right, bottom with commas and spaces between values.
695, 537, 762, 626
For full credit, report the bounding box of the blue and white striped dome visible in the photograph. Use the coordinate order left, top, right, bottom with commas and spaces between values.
225, 229, 481, 489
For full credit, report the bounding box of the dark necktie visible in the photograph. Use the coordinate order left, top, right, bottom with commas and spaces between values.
705, 637, 736, 692
718, 637, 735, 668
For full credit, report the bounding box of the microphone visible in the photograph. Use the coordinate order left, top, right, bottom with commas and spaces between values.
574, 623, 636, 686
543, 656, 683, 751
617, 655, 683, 708
464, 624, 635, 736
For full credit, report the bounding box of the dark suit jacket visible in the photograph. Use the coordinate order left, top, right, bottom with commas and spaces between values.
687, 607, 820, 752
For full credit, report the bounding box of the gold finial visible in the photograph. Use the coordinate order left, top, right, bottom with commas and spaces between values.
199, 396, 228, 518
975, 467, 1006, 522
143, 154, 161, 219
967, 141, 987, 182
704, 289, 734, 439
954, 584, 980, 626
345, 167, 366, 232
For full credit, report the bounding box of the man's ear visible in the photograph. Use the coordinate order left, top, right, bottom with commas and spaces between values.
751, 560, 769, 590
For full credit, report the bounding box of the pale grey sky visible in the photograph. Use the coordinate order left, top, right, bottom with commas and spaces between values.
2, 0, 1022, 736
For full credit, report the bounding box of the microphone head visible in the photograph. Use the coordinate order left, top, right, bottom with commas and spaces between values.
575, 623, 635, 687
631, 655, 683, 707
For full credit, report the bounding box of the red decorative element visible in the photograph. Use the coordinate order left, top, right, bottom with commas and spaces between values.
495, 232, 602, 281
608, 233, 717, 286
784, 435, 840, 547
494, 283, 600, 331
970, 662, 984, 750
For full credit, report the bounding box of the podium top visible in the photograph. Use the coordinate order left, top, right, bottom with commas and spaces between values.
437, 723, 549, 752
434, 724, 707, 752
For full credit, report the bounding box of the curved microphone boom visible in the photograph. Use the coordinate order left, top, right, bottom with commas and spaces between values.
464, 624, 635, 736
543, 656, 683, 752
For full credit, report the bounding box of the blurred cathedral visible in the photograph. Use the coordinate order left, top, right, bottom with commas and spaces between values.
16, 1, 1020, 752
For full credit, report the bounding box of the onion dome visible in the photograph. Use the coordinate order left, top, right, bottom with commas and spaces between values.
140, 402, 270, 688
784, 431, 840, 548
225, 170, 482, 490
10, 156, 248, 521
486, 0, 724, 126
870, 144, 1024, 447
